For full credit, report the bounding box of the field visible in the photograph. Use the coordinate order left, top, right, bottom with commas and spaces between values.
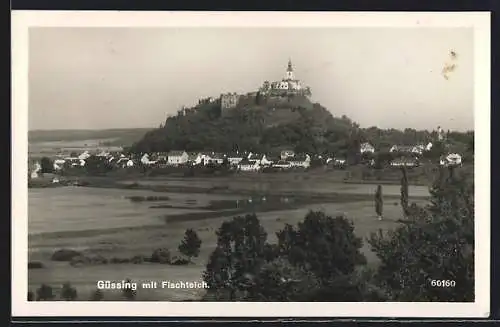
28, 128, 150, 158
28, 179, 430, 301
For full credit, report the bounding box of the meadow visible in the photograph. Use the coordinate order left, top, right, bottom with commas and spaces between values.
28, 179, 430, 301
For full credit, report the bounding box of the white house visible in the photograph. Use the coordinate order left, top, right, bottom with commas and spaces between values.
411, 145, 425, 155
96, 150, 110, 158
390, 145, 414, 153
53, 159, 66, 171
207, 153, 225, 165
227, 153, 244, 166
78, 151, 91, 160
280, 150, 295, 160
30, 161, 42, 179
390, 157, 418, 167
440, 153, 462, 167
238, 159, 261, 172
260, 155, 274, 166
167, 151, 189, 166
140, 153, 156, 166
360, 142, 375, 154
288, 154, 311, 168
273, 160, 291, 169
247, 153, 262, 164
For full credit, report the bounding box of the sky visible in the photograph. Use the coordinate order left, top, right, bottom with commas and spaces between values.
28, 27, 474, 131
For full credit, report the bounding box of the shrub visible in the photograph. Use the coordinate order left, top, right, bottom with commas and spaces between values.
131, 255, 145, 264
36, 284, 55, 301
368, 166, 474, 302
246, 257, 320, 301
150, 248, 171, 264
51, 249, 81, 262
90, 288, 104, 301
170, 255, 190, 266
28, 261, 44, 269
122, 279, 136, 301
60, 282, 78, 301
203, 214, 268, 300
276, 211, 366, 283
178, 228, 202, 260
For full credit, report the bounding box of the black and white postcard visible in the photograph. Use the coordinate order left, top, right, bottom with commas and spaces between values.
11, 11, 490, 318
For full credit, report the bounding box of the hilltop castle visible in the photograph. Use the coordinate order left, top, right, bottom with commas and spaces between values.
220, 59, 311, 110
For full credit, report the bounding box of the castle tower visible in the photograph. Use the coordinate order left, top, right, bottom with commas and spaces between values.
286, 58, 294, 80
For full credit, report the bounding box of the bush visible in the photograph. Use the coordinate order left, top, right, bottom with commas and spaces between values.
60, 282, 78, 301
170, 255, 190, 265
368, 167, 474, 302
276, 211, 366, 282
51, 249, 81, 262
122, 278, 136, 301
178, 228, 202, 260
131, 255, 145, 264
70, 254, 108, 266
203, 214, 268, 300
109, 257, 131, 264
150, 248, 171, 264
245, 257, 320, 301
90, 288, 104, 301
28, 261, 44, 269
28, 291, 34, 301
36, 284, 55, 301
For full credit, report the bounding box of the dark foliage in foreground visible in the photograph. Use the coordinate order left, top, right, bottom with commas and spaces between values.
368, 166, 474, 301
203, 165, 474, 302
60, 282, 78, 301
36, 284, 55, 301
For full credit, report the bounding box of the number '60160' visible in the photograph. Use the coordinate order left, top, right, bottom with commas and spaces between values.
430, 279, 456, 287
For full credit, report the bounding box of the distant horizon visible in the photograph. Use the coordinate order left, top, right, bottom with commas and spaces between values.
27, 124, 475, 133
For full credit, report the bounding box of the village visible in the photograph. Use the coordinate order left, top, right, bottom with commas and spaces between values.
29, 137, 464, 181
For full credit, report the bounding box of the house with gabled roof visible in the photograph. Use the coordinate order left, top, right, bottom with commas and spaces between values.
238, 159, 261, 172
280, 149, 295, 160
440, 153, 462, 167
227, 152, 245, 166
288, 154, 311, 168
360, 142, 375, 154
167, 150, 189, 166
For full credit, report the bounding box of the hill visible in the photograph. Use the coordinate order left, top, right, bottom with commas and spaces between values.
128, 93, 474, 160
129, 94, 362, 155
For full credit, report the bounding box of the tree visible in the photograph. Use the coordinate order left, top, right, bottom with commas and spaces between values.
245, 257, 320, 301
40, 157, 53, 174
90, 288, 104, 301
60, 282, 78, 301
368, 166, 474, 301
400, 167, 410, 219
178, 228, 202, 261
203, 214, 268, 300
375, 185, 383, 220
36, 284, 55, 301
122, 279, 137, 301
276, 211, 366, 283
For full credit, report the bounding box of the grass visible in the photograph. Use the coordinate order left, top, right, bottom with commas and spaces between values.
28, 194, 425, 301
